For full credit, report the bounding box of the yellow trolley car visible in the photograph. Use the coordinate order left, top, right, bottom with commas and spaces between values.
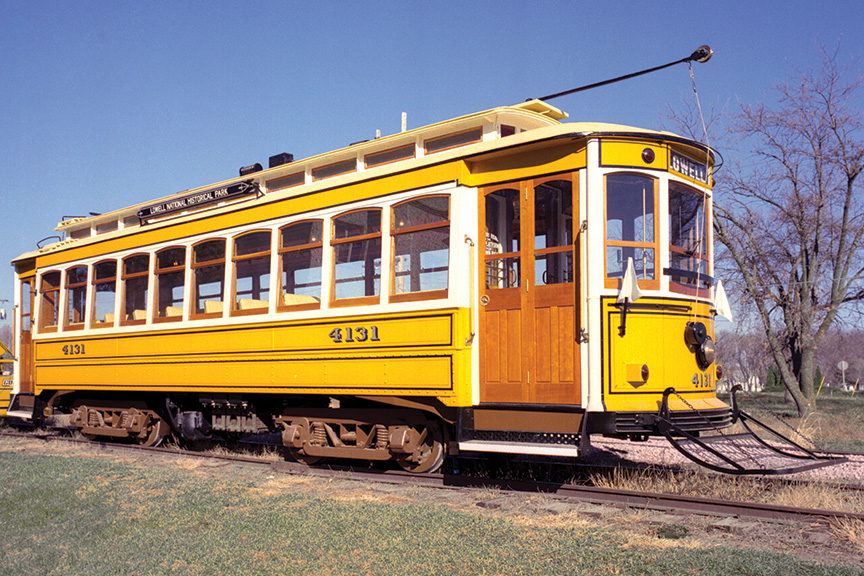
6, 91, 734, 472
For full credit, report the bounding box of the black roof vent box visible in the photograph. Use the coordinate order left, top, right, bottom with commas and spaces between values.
269, 152, 294, 168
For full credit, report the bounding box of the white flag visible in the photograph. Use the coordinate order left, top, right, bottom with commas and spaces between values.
617, 257, 643, 304
713, 279, 734, 322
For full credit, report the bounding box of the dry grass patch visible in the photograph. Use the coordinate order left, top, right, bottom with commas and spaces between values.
591, 467, 864, 514
773, 482, 864, 513
831, 518, 864, 555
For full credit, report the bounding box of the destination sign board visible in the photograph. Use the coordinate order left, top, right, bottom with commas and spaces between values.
137, 180, 260, 221
669, 150, 708, 183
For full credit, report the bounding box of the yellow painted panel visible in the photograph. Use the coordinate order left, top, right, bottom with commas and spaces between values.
36, 338, 118, 361
35, 355, 452, 392
602, 298, 723, 413
272, 315, 453, 349
464, 143, 586, 187
610, 312, 671, 394
32, 310, 468, 402
35, 314, 454, 362
600, 141, 667, 170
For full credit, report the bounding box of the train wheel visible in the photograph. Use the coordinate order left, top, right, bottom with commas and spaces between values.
286, 447, 323, 466
137, 415, 169, 447
395, 422, 444, 473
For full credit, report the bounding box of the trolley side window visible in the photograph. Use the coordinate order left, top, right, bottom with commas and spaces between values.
39, 271, 61, 332
155, 247, 186, 322
122, 254, 149, 325
192, 239, 226, 318
332, 209, 382, 305
604, 173, 658, 288
92, 260, 117, 327
391, 196, 449, 301
484, 188, 521, 289
233, 231, 272, 315
534, 180, 573, 285
64, 266, 88, 330
279, 221, 323, 310
668, 181, 709, 292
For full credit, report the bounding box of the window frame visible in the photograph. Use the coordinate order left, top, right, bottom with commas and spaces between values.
668, 180, 711, 297
121, 254, 150, 326
603, 172, 660, 290
91, 259, 118, 328
191, 239, 227, 320
365, 143, 416, 168
532, 175, 575, 287
38, 271, 61, 333
154, 246, 187, 323
389, 195, 450, 303
483, 184, 523, 291
424, 127, 483, 155
330, 208, 382, 308
64, 265, 89, 331
278, 220, 323, 312
231, 230, 272, 316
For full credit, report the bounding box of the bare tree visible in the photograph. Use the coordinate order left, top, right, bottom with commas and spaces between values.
715, 324, 772, 392
714, 46, 864, 415
0, 324, 11, 352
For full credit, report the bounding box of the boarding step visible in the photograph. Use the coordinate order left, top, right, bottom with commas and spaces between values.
3, 410, 34, 420
458, 440, 581, 458
458, 405, 588, 458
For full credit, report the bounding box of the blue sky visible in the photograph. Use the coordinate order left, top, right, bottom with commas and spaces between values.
1, 0, 863, 326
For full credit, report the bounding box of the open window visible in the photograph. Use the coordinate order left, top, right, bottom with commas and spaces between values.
92, 260, 117, 327
121, 254, 149, 326
155, 247, 186, 322
64, 266, 88, 330
604, 173, 659, 289
279, 221, 323, 311
391, 196, 449, 302
233, 231, 271, 315
331, 209, 381, 306
192, 239, 226, 319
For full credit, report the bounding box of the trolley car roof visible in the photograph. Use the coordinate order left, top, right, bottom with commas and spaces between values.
14, 99, 714, 264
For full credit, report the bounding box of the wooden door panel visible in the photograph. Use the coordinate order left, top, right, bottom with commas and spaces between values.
532, 303, 577, 403
481, 307, 527, 402
483, 310, 501, 384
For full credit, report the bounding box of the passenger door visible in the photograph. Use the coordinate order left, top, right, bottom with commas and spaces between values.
479, 174, 580, 404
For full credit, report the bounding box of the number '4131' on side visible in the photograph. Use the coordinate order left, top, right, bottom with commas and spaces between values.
328, 326, 380, 344
62, 344, 86, 356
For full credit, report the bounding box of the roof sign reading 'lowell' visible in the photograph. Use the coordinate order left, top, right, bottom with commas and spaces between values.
137, 180, 260, 221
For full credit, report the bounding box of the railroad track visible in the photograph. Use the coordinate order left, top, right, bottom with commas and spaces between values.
3, 428, 863, 526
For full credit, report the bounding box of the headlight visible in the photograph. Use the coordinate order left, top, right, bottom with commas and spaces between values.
685, 321, 708, 346
696, 336, 715, 370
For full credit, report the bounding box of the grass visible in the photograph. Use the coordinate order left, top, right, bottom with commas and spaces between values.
728, 387, 864, 452
1, 442, 863, 576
